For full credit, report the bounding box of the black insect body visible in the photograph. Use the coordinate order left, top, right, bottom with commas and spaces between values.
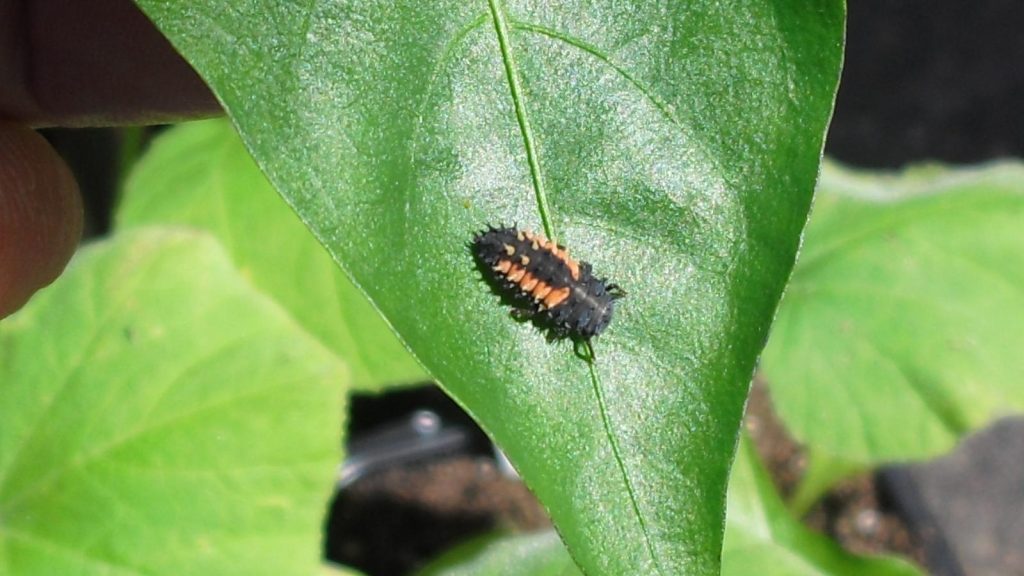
471, 226, 624, 340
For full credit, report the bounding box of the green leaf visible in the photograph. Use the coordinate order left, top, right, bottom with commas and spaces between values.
417, 438, 919, 576
0, 230, 344, 576
418, 531, 582, 576
763, 162, 1024, 467
134, 2, 845, 573
322, 563, 369, 576
117, 120, 426, 391
787, 448, 862, 518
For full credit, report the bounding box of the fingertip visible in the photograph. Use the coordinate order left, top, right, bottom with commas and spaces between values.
0, 122, 83, 319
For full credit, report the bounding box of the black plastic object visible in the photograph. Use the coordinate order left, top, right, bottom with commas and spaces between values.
879, 417, 1024, 576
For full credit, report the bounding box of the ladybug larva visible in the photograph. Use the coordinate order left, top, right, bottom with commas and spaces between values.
471, 225, 624, 340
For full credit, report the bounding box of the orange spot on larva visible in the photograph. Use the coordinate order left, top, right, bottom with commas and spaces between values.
521, 273, 539, 292
556, 248, 581, 280
543, 286, 570, 308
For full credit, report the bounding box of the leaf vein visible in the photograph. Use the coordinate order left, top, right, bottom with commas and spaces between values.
512, 21, 686, 136
0, 251, 164, 501
587, 348, 663, 574
0, 526, 156, 576
487, 0, 556, 241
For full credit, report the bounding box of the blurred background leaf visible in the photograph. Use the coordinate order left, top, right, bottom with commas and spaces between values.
118, 120, 426, 392
763, 161, 1024, 499
419, 531, 580, 576
722, 438, 920, 576
322, 563, 369, 576
0, 230, 344, 576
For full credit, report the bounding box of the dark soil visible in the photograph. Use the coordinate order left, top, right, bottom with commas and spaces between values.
326, 456, 549, 575
745, 382, 927, 567
326, 386, 551, 575
327, 383, 930, 576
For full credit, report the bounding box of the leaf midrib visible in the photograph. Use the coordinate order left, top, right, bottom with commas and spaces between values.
486, 0, 556, 242
485, 3, 663, 572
